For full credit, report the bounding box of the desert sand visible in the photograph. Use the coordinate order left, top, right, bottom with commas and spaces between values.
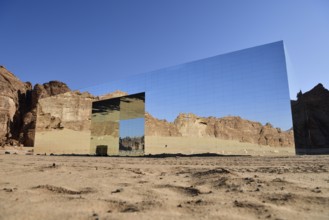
0, 152, 328, 220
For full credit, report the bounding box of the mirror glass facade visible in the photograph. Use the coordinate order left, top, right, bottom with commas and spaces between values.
34, 41, 295, 156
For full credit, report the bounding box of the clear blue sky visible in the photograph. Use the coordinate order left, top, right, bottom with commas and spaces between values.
1, 0, 329, 99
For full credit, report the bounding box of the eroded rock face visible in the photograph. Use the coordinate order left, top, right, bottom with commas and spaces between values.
19, 81, 71, 146
0, 66, 31, 146
0, 66, 133, 147
257, 123, 294, 147
0, 96, 16, 143
31, 81, 70, 106
146, 112, 294, 147
292, 83, 329, 154
0, 66, 72, 146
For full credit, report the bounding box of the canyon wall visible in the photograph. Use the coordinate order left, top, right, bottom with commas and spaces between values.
0, 66, 71, 146
0, 66, 31, 146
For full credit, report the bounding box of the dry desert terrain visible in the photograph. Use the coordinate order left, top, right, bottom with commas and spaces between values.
0, 152, 328, 220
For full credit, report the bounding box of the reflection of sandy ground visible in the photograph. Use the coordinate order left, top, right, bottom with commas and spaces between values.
145, 136, 295, 156
34, 129, 91, 155
34, 133, 294, 156
0, 154, 328, 219
90, 135, 119, 155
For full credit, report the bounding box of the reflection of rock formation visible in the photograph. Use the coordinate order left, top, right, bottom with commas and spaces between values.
0, 66, 310, 151
145, 112, 181, 136
36, 91, 94, 132
99, 90, 128, 100
34, 91, 95, 154
146, 112, 294, 147
0, 66, 130, 147
36, 90, 132, 134
21, 81, 71, 146
291, 84, 329, 154
119, 136, 145, 151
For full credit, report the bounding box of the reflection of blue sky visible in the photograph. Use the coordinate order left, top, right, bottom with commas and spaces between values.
284, 44, 299, 99
83, 41, 293, 130
120, 118, 144, 138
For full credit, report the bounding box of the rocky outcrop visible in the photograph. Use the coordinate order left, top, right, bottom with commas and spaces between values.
0, 66, 72, 146
0, 66, 31, 146
36, 90, 133, 134
4, 65, 326, 151
146, 112, 294, 147
0, 66, 133, 147
19, 81, 71, 146
31, 81, 71, 106
291, 83, 329, 154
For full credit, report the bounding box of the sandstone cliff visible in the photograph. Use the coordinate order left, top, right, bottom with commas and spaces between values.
20, 81, 71, 146
146, 113, 294, 147
0, 66, 71, 146
0, 66, 31, 146
0, 65, 132, 147
291, 83, 329, 153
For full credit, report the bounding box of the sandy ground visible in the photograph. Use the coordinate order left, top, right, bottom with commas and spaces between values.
0, 153, 328, 220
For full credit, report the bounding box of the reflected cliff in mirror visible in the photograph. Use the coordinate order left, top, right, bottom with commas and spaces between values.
34, 91, 93, 155
119, 93, 145, 156
34, 42, 296, 156
90, 97, 120, 155
90, 92, 145, 156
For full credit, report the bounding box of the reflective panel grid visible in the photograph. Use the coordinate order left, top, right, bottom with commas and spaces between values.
34, 41, 295, 156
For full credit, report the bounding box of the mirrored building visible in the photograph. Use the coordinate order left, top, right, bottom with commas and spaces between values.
90, 92, 145, 156
34, 41, 296, 156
